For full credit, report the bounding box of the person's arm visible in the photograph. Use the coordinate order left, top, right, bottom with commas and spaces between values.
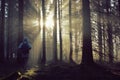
18, 43, 23, 49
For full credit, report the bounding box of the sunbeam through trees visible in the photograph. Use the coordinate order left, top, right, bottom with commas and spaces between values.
0, 0, 120, 80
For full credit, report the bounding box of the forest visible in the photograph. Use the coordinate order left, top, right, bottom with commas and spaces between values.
0, 0, 120, 80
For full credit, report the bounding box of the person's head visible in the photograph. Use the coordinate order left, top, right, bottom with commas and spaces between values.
23, 37, 28, 43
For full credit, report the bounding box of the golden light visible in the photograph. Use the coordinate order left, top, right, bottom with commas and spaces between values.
33, 20, 39, 26
24, 68, 38, 76
33, 13, 54, 29
45, 17, 54, 29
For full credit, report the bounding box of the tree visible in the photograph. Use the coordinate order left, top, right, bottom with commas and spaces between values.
69, 0, 73, 62
18, 0, 24, 44
7, 0, 13, 60
7, 0, 19, 61
118, 0, 120, 16
53, 0, 58, 62
41, 0, 46, 65
81, 0, 94, 65
0, 0, 5, 62
106, 0, 114, 63
58, 0, 63, 61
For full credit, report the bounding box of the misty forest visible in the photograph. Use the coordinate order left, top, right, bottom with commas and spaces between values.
0, 0, 120, 80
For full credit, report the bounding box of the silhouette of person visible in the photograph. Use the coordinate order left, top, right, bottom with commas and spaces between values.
17, 38, 31, 65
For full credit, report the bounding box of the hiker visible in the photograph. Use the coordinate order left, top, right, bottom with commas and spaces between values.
17, 38, 31, 64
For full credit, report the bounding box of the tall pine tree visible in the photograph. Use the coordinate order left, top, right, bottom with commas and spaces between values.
69, 0, 73, 62
81, 0, 93, 65
41, 0, 46, 65
0, 0, 5, 62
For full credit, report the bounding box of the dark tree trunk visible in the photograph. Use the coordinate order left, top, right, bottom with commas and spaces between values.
0, 0, 5, 62
41, 0, 46, 65
115, 36, 118, 60
106, 0, 114, 63
107, 25, 114, 63
81, 0, 93, 65
18, 0, 24, 44
119, 0, 120, 15
58, 0, 63, 61
7, 0, 19, 62
7, 0, 14, 61
98, 20, 102, 62
53, 0, 58, 62
69, 0, 73, 62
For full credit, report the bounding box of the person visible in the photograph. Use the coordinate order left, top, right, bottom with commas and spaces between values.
17, 38, 32, 64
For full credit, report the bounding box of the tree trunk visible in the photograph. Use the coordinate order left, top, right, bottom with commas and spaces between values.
115, 36, 118, 60
119, 0, 120, 15
107, 25, 114, 63
41, 0, 46, 65
7, 0, 19, 62
106, 0, 114, 63
98, 20, 102, 62
81, 0, 93, 65
58, 0, 63, 61
0, 0, 5, 62
53, 0, 58, 62
7, 0, 14, 61
18, 0, 24, 44
69, 0, 73, 62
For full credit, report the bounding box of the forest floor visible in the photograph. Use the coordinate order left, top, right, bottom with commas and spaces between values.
1, 61, 120, 80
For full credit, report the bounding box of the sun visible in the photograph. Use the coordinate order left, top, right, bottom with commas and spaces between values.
45, 15, 54, 29
45, 18, 54, 29
33, 13, 54, 29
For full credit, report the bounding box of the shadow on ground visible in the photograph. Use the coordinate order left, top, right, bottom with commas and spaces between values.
1, 62, 120, 80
